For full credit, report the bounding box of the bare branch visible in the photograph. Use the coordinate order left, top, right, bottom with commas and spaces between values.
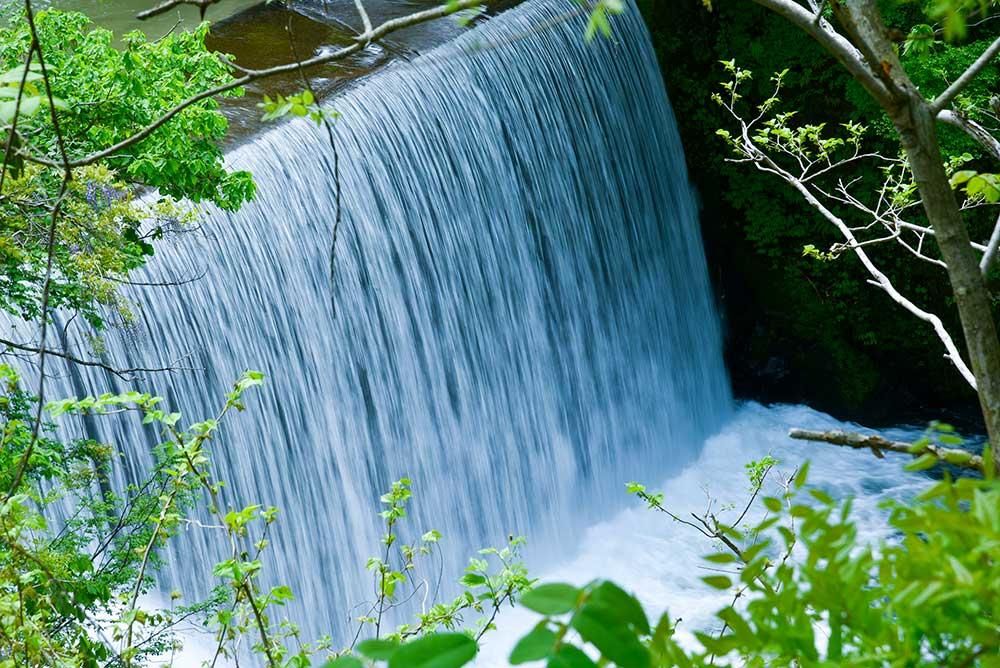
788, 428, 984, 472
108, 266, 208, 288
136, 0, 219, 21
750, 0, 892, 107
937, 109, 1000, 161
930, 36, 1000, 115
23, 0, 489, 170
0, 337, 198, 380
897, 235, 949, 269
354, 0, 373, 36
981, 212, 1000, 275
772, 167, 976, 386
0, 43, 37, 193
895, 219, 988, 252
4, 0, 77, 501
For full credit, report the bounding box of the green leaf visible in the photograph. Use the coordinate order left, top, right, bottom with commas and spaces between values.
701, 575, 732, 590
951, 170, 977, 187
571, 603, 650, 668
794, 462, 809, 488
19, 96, 40, 117
460, 573, 487, 587
0, 100, 16, 123
509, 624, 557, 664
521, 583, 580, 615
547, 645, 597, 668
389, 633, 477, 668
625, 481, 646, 495
0, 67, 43, 84
357, 638, 399, 660
588, 581, 649, 635
942, 449, 973, 465
322, 657, 364, 668
703, 552, 737, 564
967, 175, 988, 195
717, 607, 754, 641
905, 453, 939, 471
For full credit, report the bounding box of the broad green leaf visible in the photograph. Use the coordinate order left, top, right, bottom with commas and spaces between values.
0, 67, 43, 84
460, 573, 486, 587
0, 100, 14, 123
701, 575, 732, 590
906, 453, 938, 471
571, 603, 650, 668
547, 645, 597, 668
19, 96, 40, 117
951, 170, 977, 187
322, 656, 364, 668
521, 583, 580, 615
704, 552, 737, 564
794, 462, 809, 488
509, 624, 556, 664
388, 633, 477, 668
588, 581, 649, 635
967, 175, 988, 195
357, 638, 399, 660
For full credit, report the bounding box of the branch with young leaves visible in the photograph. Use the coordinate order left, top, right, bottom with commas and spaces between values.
48, 371, 298, 667
713, 61, 990, 389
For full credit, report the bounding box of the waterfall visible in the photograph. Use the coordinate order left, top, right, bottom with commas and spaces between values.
34, 0, 731, 646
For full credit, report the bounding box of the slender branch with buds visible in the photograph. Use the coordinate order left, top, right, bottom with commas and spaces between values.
715, 65, 980, 388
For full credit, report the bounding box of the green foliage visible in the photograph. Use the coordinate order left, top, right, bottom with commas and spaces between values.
2, 347, 535, 667
0, 367, 266, 666
744, 454, 777, 491
354, 478, 532, 643
521, 583, 581, 616
580, 0, 625, 42
0, 10, 255, 327
0, 162, 193, 326
259, 88, 338, 125
526, 467, 1000, 666
0, 10, 254, 208
927, 0, 1000, 39
0, 61, 65, 129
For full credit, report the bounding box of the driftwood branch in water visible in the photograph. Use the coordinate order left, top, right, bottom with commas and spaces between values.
136, 0, 220, 20
788, 428, 985, 473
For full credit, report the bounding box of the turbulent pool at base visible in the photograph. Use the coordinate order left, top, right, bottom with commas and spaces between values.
12, 0, 923, 661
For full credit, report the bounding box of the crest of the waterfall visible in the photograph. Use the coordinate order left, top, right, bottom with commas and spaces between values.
32, 0, 731, 644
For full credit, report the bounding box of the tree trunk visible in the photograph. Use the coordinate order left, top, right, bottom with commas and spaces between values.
826, 0, 1000, 469
893, 96, 1000, 466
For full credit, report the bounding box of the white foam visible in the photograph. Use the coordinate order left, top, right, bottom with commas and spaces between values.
474, 402, 927, 665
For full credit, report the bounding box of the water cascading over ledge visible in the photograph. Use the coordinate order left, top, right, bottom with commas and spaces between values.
42, 0, 731, 644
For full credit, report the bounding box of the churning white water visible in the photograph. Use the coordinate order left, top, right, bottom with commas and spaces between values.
163, 402, 926, 666
474, 402, 926, 665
